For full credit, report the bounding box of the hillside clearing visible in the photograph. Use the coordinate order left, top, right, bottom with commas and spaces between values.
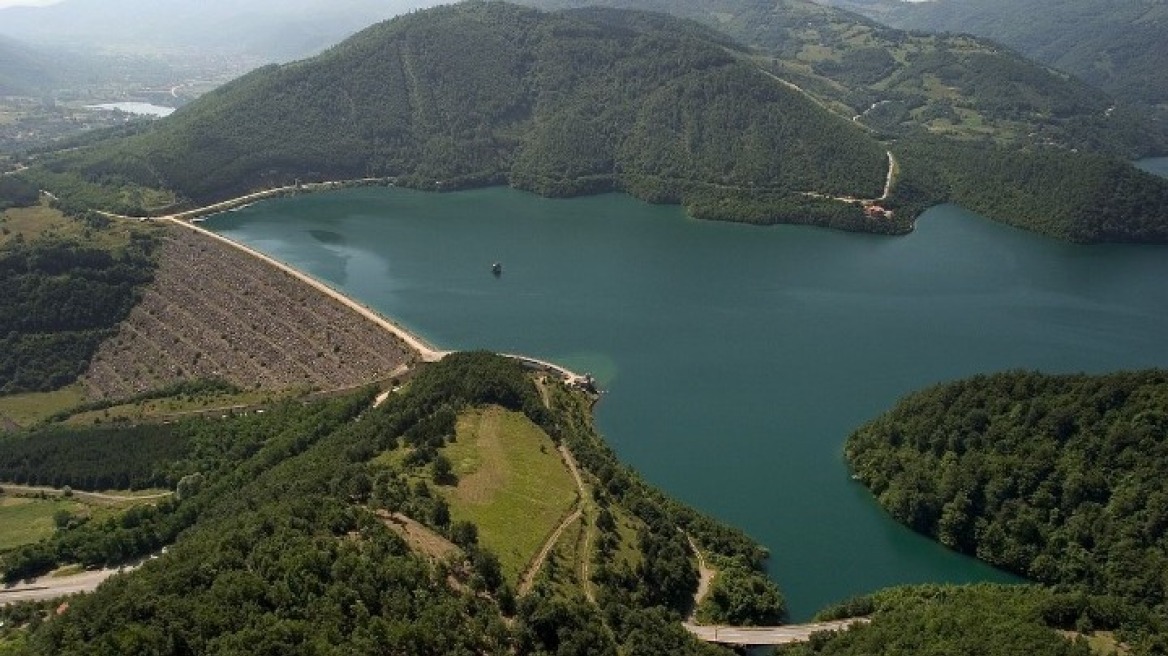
439, 406, 578, 585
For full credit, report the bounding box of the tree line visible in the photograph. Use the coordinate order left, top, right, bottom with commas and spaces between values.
5, 352, 766, 654
846, 369, 1168, 614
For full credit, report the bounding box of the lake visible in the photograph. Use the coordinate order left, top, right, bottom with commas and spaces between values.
209, 182, 1168, 619
85, 102, 175, 117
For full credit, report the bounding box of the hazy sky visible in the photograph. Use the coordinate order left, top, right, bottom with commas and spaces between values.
0, 0, 61, 7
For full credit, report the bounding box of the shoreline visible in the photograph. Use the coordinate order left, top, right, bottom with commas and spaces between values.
160, 214, 593, 387
165, 216, 448, 363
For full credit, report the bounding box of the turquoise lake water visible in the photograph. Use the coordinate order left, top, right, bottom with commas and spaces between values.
209, 180, 1168, 619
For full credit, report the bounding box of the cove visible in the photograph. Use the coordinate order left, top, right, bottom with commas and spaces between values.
209, 186, 1168, 620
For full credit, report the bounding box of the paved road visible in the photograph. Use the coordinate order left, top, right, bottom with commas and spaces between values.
501, 353, 589, 386
684, 618, 869, 646
0, 566, 138, 606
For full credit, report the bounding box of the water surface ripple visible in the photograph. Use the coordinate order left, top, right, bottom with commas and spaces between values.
210, 184, 1168, 619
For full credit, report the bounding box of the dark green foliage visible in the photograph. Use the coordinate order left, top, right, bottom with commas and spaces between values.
685, 189, 910, 234
696, 557, 786, 626
37, 2, 888, 234
517, 593, 617, 656
0, 176, 38, 211
890, 136, 1168, 243
846, 370, 1168, 612
0, 424, 185, 490
783, 584, 1166, 656
870, 0, 1168, 108
525, 0, 1168, 158
0, 235, 156, 393
12, 353, 744, 653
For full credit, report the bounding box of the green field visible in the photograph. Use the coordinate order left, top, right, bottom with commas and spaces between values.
0, 386, 85, 429
65, 387, 291, 426
0, 203, 156, 248
0, 495, 79, 551
439, 406, 578, 584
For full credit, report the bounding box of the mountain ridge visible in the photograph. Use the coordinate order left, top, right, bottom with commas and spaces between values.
33, 2, 902, 234
819, 0, 1168, 110
20, 1, 1168, 243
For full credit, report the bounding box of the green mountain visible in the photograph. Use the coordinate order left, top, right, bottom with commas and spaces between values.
38, 2, 900, 234
523, 0, 1165, 157
28, 1, 1168, 242
515, 0, 1168, 243
827, 0, 1168, 110
0, 36, 57, 96
1, 352, 775, 654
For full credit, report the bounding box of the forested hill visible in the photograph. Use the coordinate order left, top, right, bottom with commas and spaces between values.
513, 0, 1168, 243
523, 0, 1167, 158
0, 37, 56, 96
2, 352, 777, 654
836, 0, 1168, 110
35, 2, 898, 234
845, 370, 1168, 613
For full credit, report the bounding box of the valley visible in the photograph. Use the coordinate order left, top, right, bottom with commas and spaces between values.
1, 0, 1167, 653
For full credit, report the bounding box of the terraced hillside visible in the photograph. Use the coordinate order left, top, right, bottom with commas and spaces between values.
80, 224, 413, 400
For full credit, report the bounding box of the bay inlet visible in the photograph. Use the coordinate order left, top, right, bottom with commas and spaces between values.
209, 180, 1168, 619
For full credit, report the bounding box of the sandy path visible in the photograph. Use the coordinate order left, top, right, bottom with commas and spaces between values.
686, 533, 716, 621
516, 443, 591, 598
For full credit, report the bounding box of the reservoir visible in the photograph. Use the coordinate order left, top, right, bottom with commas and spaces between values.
210, 185, 1168, 619
84, 102, 175, 117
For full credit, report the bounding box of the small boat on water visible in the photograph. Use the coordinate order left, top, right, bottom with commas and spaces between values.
491, 262, 503, 276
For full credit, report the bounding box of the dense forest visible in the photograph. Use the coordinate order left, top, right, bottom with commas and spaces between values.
0, 234, 157, 394
780, 584, 1168, 656
851, 0, 1168, 109
846, 370, 1168, 614
31, 2, 892, 235
0, 176, 38, 211
890, 136, 1168, 242
0, 423, 185, 491
1, 353, 779, 654
524, 0, 1168, 158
